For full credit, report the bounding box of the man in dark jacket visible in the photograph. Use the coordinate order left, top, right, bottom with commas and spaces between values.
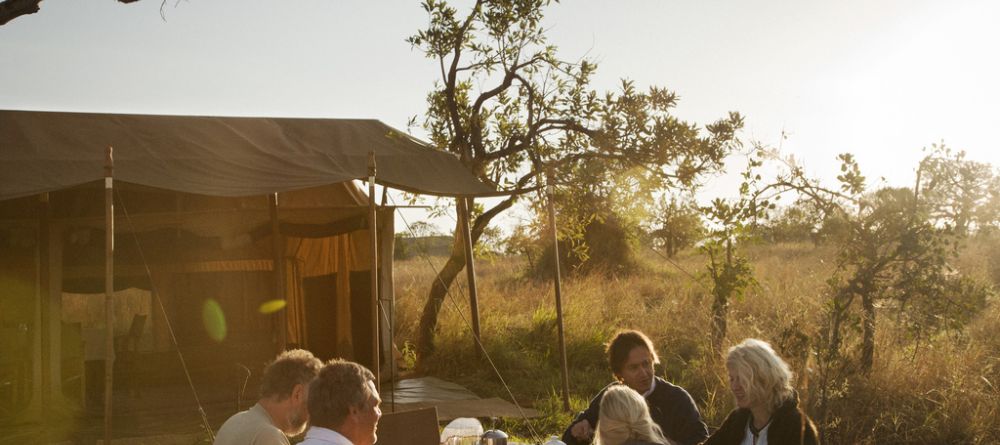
562, 330, 709, 445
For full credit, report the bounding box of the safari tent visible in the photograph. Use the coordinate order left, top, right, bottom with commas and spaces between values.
0, 109, 494, 424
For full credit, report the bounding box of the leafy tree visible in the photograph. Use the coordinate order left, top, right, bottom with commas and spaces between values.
758, 199, 821, 244
407, 0, 743, 358
750, 151, 992, 433
768, 153, 985, 374
700, 154, 767, 351
920, 144, 997, 235
651, 194, 703, 257
0, 0, 155, 26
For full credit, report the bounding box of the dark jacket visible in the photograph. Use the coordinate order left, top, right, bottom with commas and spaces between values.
562, 377, 709, 445
702, 395, 819, 445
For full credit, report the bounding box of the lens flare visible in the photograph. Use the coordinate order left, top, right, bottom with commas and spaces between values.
258, 299, 287, 314
202, 298, 226, 342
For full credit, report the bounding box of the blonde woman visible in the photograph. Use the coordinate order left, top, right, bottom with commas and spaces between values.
704, 339, 818, 445
594, 385, 675, 445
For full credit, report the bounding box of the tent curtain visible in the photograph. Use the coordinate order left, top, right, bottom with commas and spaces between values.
335, 234, 353, 357
281, 232, 366, 355
284, 258, 306, 347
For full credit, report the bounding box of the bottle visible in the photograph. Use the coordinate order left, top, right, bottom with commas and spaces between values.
543, 436, 566, 445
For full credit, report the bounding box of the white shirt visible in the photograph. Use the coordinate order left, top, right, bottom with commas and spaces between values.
300, 426, 354, 445
739, 418, 770, 445
213, 403, 290, 445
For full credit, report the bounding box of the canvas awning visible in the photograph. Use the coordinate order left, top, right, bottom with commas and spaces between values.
0, 109, 497, 200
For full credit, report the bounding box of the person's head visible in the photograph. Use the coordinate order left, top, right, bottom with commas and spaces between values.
607, 330, 660, 394
308, 359, 382, 445
259, 349, 323, 435
594, 385, 668, 445
726, 338, 794, 412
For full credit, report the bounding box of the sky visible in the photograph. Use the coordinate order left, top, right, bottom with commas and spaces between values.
2, 0, 999, 235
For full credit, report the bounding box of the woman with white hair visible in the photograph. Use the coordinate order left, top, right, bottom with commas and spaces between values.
703, 339, 818, 445
594, 385, 675, 445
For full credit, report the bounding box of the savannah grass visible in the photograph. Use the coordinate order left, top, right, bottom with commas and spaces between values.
393, 241, 1000, 444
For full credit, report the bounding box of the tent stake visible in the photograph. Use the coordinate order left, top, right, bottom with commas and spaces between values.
457, 197, 482, 358
367, 153, 380, 390
546, 175, 571, 412
104, 146, 115, 445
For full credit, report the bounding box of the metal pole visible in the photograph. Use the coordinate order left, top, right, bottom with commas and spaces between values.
457, 197, 482, 358
546, 175, 571, 412
367, 152, 380, 390
269, 193, 287, 351
104, 146, 115, 444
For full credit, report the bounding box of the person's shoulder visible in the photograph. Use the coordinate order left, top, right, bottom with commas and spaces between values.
719, 407, 749, 425
251, 426, 290, 445
214, 407, 288, 445
652, 377, 695, 401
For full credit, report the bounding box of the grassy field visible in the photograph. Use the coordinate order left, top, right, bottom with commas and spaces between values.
392, 241, 1000, 444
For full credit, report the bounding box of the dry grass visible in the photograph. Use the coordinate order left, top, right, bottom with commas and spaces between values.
392, 241, 1000, 444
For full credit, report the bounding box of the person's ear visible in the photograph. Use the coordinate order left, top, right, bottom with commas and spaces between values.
293, 383, 306, 402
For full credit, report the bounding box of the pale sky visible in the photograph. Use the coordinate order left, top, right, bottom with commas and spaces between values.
2, 0, 998, 233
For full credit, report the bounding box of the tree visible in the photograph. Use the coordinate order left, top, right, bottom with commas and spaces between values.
408, 0, 743, 358
0, 0, 143, 26
769, 153, 978, 374
920, 144, 997, 235
759, 199, 820, 244
700, 153, 768, 351
651, 194, 703, 257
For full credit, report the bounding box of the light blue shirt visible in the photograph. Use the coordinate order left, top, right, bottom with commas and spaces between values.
300, 426, 354, 445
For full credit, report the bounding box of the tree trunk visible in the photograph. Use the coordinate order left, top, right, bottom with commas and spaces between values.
860, 293, 876, 374
416, 220, 467, 360
415, 196, 515, 362
711, 294, 728, 353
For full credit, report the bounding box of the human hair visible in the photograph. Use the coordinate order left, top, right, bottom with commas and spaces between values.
594, 385, 669, 445
726, 338, 794, 411
307, 359, 376, 429
607, 330, 660, 375
259, 349, 322, 401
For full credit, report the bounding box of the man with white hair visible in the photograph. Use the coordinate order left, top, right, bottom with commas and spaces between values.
300, 359, 382, 445
214, 349, 323, 445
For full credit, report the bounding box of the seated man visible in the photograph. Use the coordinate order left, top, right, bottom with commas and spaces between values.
214, 349, 323, 445
301, 359, 382, 445
562, 330, 708, 445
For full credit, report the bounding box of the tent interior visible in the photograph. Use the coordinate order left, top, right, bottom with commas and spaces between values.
0, 178, 396, 416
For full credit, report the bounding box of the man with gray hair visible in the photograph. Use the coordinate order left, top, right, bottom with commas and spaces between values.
300, 359, 382, 445
214, 349, 323, 445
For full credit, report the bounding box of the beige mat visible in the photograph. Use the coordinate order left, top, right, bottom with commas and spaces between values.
382, 377, 540, 420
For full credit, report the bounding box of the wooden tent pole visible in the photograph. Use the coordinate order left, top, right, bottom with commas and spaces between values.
269, 193, 287, 351
103, 146, 115, 444
367, 153, 380, 390
546, 173, 571, 412
457, 197, 482, 358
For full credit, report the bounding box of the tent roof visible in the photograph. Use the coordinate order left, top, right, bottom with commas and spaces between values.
0, 109, 497, 200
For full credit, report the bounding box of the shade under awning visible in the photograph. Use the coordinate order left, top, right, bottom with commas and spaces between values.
0, 109, 497, 200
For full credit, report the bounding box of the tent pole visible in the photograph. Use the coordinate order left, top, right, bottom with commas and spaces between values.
457, 197, 482, 358
269, 193, 287, 351
367, 153, 380, 390
104, 146, 115, 444
546, 173, 571, 412
38, 193, 50, 411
